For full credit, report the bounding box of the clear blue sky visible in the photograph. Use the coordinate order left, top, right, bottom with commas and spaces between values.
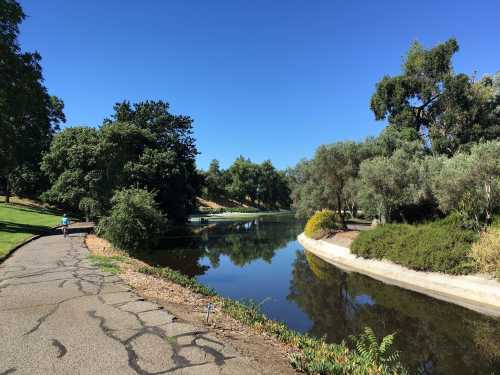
18, 0, 500, 170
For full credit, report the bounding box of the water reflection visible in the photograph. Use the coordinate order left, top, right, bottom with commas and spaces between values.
144, 215, 500, 374
289, 251, 500, 374
147, 215, 304, 276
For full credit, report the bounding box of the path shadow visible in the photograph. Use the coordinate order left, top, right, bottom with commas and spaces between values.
45, 226, 94, 237
0, 221, 54, 236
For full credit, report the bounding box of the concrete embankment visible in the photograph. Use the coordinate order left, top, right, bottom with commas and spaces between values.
298, 233, 500, 317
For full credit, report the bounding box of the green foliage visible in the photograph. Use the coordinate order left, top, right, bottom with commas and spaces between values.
96, 188, 165, 251
41, 127, 100, 211
357, 143, 426, 223
41, 100, 202, 223
200, 157, 291, 210
7, 165, 48, 198
432, 141, 500, 229
304, 210, 340, 239
106, 100, 201, 222
87, 255, 124, 274
351, 216, 478, 274
289, 142, 374, 221
0, 0, 65, 202
78, 197, 101, 221
288, 159, 331, 219
203, 159, 226, 201
370, 39, 500, 154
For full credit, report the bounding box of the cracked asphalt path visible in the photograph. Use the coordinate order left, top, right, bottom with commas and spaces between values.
0, 228, 264, 374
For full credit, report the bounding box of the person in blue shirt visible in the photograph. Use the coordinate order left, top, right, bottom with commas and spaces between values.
61, 214, 70, 237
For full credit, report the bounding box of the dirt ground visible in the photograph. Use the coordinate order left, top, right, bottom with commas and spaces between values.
85, 235, 297, 375
324, 230, 360, 247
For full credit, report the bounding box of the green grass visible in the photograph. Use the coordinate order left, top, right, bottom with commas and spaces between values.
87, 255, 125, 274
351, 215, 479, 274
0, 201, 61, 261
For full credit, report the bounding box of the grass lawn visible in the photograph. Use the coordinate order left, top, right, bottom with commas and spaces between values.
0, 197, 61, 261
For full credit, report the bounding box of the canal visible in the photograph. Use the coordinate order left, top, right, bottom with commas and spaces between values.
146, 214, 500, 374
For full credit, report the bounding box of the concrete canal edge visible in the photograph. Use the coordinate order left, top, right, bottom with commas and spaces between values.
298, 233, 500, 317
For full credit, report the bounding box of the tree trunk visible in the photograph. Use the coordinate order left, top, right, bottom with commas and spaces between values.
5, 178, 10, 203
336, 192, 346, 229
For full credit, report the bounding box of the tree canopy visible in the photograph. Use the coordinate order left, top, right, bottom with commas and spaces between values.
201, 157, 291, 210
41, 100, 202, 223
0, 0, 65, 200
370, 39, 500, 154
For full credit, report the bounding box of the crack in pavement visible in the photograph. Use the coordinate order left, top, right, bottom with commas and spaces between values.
0, 232, 258, 375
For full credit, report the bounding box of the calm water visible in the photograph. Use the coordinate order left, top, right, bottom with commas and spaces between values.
147, 214, 500, 374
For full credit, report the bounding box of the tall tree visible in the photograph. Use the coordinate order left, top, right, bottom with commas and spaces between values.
314, 142, 373, 225
0, 0, 65, 201
105, 100, 202, 222
203, 159, 225, 201
370, 39, 499, 154
41, 127, 101, 211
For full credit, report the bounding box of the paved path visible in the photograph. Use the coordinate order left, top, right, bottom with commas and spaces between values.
0, 229, 263, 374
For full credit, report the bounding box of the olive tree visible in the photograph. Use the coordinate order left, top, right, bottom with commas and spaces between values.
357, 145, 422, 223
432, 141, 500, 229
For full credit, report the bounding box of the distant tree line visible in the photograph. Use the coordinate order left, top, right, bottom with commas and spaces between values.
201, 157, 291, 210
289, 39, 500, 230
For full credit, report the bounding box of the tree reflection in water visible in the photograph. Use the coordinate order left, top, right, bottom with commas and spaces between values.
145, 215, 304, 276
288, 251, 500, 375
138, 216, 500, 374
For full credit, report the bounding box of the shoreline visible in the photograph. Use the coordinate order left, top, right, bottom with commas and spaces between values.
298, 233, 500, 317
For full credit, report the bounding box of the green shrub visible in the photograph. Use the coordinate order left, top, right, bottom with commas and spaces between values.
351, 216, 478, 274
96, 188, 165, 251
304, 210, 340, 239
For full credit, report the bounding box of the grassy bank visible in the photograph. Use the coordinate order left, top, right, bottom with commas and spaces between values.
0, 197, 61, 260
351, 216, 480, 275
87, 236, 408, 375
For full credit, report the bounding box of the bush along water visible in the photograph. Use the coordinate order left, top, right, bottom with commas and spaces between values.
304, 210, 341, 239
96, 188, 165, 252
351, 214, 479, 274
136, 263, 408, 374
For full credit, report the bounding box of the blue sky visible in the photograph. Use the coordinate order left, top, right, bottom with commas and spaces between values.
19, 0, 500, 170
